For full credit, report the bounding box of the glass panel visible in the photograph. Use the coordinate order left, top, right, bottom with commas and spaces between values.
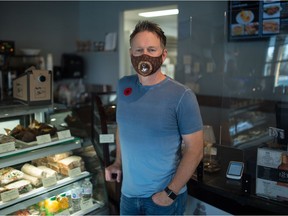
177, 1, 288, 150
176, 0, 288, 208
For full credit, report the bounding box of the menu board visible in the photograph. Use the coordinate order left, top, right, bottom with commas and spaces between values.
228, 0, 288, 41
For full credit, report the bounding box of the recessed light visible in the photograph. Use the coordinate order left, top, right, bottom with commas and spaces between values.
139, 9, 179, 18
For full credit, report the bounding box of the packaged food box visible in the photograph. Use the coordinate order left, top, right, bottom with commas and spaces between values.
13, 67, 52, 105
256, 147, 288, 201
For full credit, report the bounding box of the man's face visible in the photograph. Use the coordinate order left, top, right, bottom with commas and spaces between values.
130, 31, 167, 76
130, 31, 164, 57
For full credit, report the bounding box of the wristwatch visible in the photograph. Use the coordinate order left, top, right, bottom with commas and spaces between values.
164, 186, 177, 200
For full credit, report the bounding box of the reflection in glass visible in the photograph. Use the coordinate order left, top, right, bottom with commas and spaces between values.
277, 76, 288, 87
266, 46, 275, 62
263, 63, 272, 76
203, 125, 220, 172
280, 44, 288, 60
279, 61, 288, 76
203, 125, 216, 147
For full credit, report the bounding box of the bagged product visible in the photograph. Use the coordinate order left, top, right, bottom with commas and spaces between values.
37, 166, 58, 178
21, 163, 47, 178
22, 173, 42, 187
0, 167, 24, 186
47, 151, 72, 162
58, 156, 82, 170
4, 179, 32, 194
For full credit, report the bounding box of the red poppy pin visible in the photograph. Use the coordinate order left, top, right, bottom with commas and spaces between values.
124, 87, 132, 96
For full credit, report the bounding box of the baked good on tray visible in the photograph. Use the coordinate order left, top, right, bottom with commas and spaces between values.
4, 179, 32, 194
0, 167, 24, 186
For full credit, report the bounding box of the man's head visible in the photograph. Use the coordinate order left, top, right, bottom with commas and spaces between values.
130, 20, 167, 49
129, 21, 167, 77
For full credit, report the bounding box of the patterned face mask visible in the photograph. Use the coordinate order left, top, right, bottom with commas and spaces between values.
130, 53, 163, 77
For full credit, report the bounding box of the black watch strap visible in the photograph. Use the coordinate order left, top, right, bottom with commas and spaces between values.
164, 186, 177, 200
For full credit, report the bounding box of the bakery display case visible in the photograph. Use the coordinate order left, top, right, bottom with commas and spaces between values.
0, 103, 109, 215
91, 92, 117, 167
221, 98, 275, 149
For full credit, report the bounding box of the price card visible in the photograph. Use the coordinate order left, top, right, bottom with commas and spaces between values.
57, 130, 71, 140
1, 189, 19, 202
81, 199, 94, 210
99, 134, 114, 143
0, 142, 15, 154
55, 209, 70, 216
36, 134, 52, 144
68, 167, 81, 178
42, 176, 57, 187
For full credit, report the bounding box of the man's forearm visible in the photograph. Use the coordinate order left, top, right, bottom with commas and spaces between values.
168, 131, 203, 194
114, 127, 122, 165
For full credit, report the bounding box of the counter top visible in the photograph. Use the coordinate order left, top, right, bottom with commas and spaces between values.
188, 163, 288, 215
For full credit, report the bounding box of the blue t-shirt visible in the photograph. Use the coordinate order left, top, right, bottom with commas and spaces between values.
116, 75, 203, 198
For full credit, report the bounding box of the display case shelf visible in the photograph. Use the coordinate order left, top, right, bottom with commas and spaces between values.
0, 137, 81, 169
0, 171, 90, 214
0, 103, 53, 121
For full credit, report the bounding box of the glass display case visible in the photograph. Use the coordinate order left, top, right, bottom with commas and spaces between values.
90, 92, 120, 214
0, 103, 109, 215
91, 92, 117, 167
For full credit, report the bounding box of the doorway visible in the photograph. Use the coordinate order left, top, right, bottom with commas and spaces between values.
120, 5, 178, 79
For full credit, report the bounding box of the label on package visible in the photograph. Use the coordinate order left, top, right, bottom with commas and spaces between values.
0, 142, 15, 154
1, 189, 19, 202
42, 176, 57, 187
68, 167, 81, 178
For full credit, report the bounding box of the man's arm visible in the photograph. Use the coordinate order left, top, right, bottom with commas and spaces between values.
168, 130, 203, 193
152, 130, 203, 205
105, 126, 122, 183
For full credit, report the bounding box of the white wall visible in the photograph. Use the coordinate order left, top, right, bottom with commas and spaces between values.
0, 1, 80, 66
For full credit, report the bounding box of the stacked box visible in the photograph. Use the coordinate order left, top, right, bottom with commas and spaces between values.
13, 69, 52, 105
256, 147, 288, 201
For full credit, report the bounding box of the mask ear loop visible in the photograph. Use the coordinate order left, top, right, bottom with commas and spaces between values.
162, 48, 167, 57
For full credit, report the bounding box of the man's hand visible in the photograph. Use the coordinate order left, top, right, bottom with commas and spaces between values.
152, 190, 174, 206
105, 162, 122, 183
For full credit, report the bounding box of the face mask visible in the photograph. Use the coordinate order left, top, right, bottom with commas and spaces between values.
131, 53, 163, 77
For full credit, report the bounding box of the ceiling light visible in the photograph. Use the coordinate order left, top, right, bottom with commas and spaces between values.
139, 9, 179, 18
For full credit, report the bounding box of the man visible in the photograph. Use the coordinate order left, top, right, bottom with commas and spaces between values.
105, 20, 203, 215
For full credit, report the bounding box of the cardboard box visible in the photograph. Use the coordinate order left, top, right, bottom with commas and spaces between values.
256, 147, 288, 201
13, 69, 52, 105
